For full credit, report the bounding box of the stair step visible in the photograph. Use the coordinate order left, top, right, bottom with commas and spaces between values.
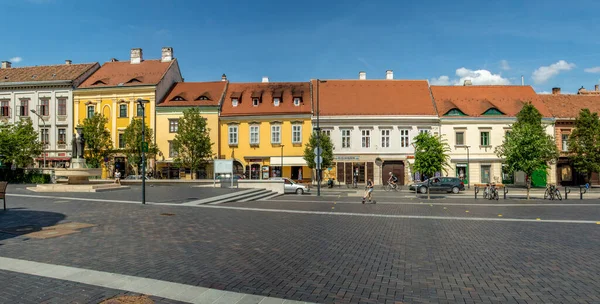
207, 189, 270, 205
237, 190, 276, 202
183, 188, 261, 205
259, 192, 283, 201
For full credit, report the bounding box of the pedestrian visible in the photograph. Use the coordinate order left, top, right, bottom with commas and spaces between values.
362, 178, 375, 204
298, 168, 302, 181
114, 170, 121, 185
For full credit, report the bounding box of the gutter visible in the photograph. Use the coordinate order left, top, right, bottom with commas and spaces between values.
0, 80, 72, 87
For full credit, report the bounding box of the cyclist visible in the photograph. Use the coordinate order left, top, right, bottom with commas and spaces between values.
388, 172, 398, 189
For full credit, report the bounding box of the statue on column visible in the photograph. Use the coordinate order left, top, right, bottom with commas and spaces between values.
72, 134, 78, 159
77, 132, 85, 159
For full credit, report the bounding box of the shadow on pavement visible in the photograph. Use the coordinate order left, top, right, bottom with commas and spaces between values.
0, 208, 66, 243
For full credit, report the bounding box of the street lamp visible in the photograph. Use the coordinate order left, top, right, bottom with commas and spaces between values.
280, 145, 284, 178
316, 79, 327, 196
30, 109, 46, 168
137, 98, 150, 205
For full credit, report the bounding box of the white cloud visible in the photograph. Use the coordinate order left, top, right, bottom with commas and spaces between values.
9, 57, 22, 63
584, 67, 600, 73
430, 68, 510, 86
531, 60, 575, 84
500, 60, 511, 70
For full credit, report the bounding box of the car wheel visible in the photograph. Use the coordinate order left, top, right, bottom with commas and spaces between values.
296, 188, 304, 195
452, 186, 459, 194
419, 186, 427, 194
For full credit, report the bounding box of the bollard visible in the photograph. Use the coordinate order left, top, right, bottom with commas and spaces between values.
474, 186, 479, 199
564, 187, 570, 200
503, 187, 509, 200
580, 186, 587, 200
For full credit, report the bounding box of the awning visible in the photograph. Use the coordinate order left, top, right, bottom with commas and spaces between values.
269, 156, 307, 166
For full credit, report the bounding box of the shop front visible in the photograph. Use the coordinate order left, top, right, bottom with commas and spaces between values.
269, 156, 310, 181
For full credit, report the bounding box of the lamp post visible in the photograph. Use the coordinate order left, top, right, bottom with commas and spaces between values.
137, 99, 150, 205
30, 109, 46, 168
464, 145, 471, 189
316, 79, 327, 196
280, 145, 284, 177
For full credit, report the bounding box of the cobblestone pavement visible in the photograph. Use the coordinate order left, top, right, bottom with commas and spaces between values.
1, 194, 599, 303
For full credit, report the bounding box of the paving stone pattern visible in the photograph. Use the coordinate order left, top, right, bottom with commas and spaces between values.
1, 197, 600, 303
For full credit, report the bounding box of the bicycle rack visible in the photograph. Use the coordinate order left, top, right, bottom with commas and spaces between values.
503, 187, 509, 200
580, 186, 587, 200
564, 187, 571, 200
474, 186, 479, 199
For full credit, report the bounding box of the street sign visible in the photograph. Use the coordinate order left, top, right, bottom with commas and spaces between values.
314, 156, 323, 169
141, 142, 149, 153
313, 146, 322, 157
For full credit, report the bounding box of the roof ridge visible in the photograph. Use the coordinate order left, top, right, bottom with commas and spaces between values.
1, 62, 98, 69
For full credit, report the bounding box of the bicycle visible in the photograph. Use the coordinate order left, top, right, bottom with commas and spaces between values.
483, 184, 490, 199
384, 181, 399, 192
544, 184, 562, 200
487, 184, 499, 200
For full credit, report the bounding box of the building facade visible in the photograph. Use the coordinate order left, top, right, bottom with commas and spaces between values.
0, 60, 100, 168
312, 72, 440, 185
74, 47, 182, 177
219, 81, 312, 180
155, 80, 226, 179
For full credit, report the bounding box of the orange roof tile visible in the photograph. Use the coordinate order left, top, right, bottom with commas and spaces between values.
79, 59, 175, 88
431, 85, 552, 117
158, 81, 227, 107
220, 82, 311, 117
540, 94, 600, 118
0, 63, 99, 84
312, 80, 436, 116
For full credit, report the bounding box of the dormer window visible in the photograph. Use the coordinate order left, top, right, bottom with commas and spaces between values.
445, 108, 467, 116
92, 80, 106, 86
293, 97, 301, 106
198, 96, 209, 100
482, 108, 504, 115
172, 96, 186, 101
232, 98, 239, 107
253, 98, 259, 107
126, 78, 142, 84
273, 98, 280, 106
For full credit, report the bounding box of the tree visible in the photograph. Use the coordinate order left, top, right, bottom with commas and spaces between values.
412, 132, 450, 199
303, 132, 334, 174
0, 119, 43, 168
81, 113, 113, 168
495, 103, 559, 199
172, 108, 213, 179
568, 108, 600, 183
122, 119, 159, 175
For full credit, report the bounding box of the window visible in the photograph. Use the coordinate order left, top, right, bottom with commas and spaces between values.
341, 129, 351, 148
0, 101, 9, 117
169, 119, 179, 133
455, 131, 465, 146
57, 128, 66, 144
57, 98, 67, 116
232, 98, 239, 107
250, 125, 260, 145
505, 130, 511, 139
253, 98, 259, 106
40, 128, 49, 144
381, 129, 390, 148
271, 125, 281, 144
481, 165, 491, 183
293, 97, 301, 106
562, 134, 569, 151
445, 108, 467, 116
361, 129, 371, 148
400, 129, 409, 148
136, 104, 144, 117
118, 133, 125, 149
169, 141, 178, 158
228, 125, 238, 145
86, 105, 94, 118
19, 99, 29, 116
119, 104, 128, 118
419, 129, 430, 134
322, 129, 331, 137
273, 98, 280, 106
292, 125, 302, 144
39, 99, 49, 116
482, 108, 504, 115
480, 131, 490, 146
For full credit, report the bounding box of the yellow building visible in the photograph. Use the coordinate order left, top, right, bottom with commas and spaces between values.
155, 80, 226, 179
219, 81, 312, 180
74, 47, 182, 177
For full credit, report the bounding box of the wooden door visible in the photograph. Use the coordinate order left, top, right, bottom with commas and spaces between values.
336, 162, 344, 183
344, 162, 352, 185
367, 162, 374, 183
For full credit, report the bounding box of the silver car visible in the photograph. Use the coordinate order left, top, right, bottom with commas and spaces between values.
270, 177, 310, 194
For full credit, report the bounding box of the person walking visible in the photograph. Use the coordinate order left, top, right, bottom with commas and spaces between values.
362, 178, 375, 204
114, 170, 121, 185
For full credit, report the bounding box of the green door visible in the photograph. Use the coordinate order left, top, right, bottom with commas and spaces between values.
531, 169, 547, 188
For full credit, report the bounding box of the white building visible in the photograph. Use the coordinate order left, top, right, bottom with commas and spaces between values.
312, 72, 439, 185
0, 60, 100, 167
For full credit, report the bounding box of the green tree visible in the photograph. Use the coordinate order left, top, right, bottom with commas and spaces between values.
495, 103, 559, 199
412, 132, 450, 199
0, 119, 43, 168
303, 132, 334, 181
122, 119, 159, 175
172, 108, 213, 179
568, 108, 600, 183
81, 113, 113, 168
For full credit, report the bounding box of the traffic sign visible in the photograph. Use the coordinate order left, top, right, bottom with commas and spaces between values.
314, 156, 323, 169
313, 146, 322, 157
141, 142, 149, 153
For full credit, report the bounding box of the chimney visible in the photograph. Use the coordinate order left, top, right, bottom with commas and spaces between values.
161, 47, 173, 62
578, 86, 585, 94
221, 74, 227, 82
130, 48, 143, 64
595, 84, 599, 91
552, 87, 561, 95
110, 58, 119, 62
1, 61, 11, 69
359, 71, 366, 80
463, 79, 472, 86
262, 76, 269, 83
65, 60, 72, 65
521, 75, 524, 86
386, 70, 393, 80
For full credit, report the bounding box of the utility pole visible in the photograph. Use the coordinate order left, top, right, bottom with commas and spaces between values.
137, 99, 149, 205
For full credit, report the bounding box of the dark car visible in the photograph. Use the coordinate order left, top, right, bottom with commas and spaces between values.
409, 177, 465, 194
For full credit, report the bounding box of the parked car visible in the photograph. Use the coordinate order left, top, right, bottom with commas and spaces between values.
409, 177, 465, 194
124, 175, 152, 180
216, 174, 244, 180
270, 177, 310, 194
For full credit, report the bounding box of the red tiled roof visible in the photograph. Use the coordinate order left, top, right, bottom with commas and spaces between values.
540, 94, 600, 118
0, 63, 99, 83
220, 82, 311, 117
158, 82, 227, 107
312, 80, 436, 116
79, 59, 175, 88
431, 85, 552, 117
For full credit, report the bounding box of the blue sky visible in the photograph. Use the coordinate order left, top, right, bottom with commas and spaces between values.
3, 0, 600, 93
